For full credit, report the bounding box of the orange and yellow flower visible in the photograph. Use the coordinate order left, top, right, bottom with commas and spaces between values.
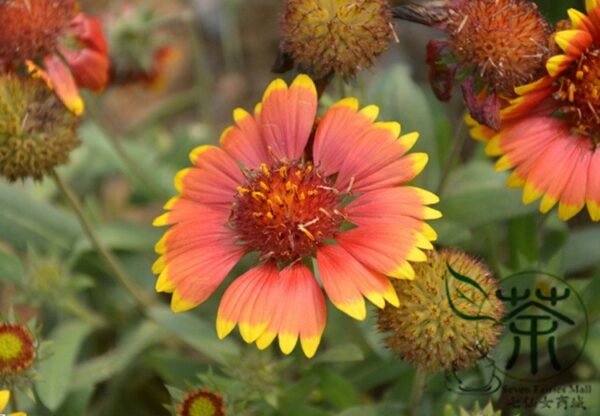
471, 0, 600, 221
0, 0, 109, 115
0, 390, 26, 416
153, 74, 440, 357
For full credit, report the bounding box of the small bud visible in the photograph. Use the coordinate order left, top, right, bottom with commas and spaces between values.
377, 249, 504, 373
280, 0, 393, 78
0, 75, 80, 181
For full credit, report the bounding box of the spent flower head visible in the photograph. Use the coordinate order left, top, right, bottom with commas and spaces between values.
279, 0, 394, 79
377, 249, 504, 372
396, 0, 551, 129
0, 75, 79, 181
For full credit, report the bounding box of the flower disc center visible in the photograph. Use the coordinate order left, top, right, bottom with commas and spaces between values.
0, 333, 23, 361
555, 48, 600, 145
231, 161, 344, 263
446, 0, 550, 96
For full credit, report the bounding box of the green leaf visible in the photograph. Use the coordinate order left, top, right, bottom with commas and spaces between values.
438, 160, 537, 227
0, 250, 24, 284
71, 320, 163, 388
35, 321, 94, 411
315, 343, 364, 363
72, 222, 162, 255
335, 403, 405, 416
313, 367, 360, 410
54, 387, 95, 416
147, 306, 239, 364
563, 226, 600, 273
0, 182, 81, 250
76, 122, 174, 198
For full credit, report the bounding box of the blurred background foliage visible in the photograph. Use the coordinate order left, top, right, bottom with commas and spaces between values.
0, 0, 598, 415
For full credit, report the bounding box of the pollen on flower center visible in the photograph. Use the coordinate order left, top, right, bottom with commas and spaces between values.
0, 0, 76, 62
446, 0, 550, 97
230, 161, 345, 263
0, 334, 22, 360
554, 48, 600, 145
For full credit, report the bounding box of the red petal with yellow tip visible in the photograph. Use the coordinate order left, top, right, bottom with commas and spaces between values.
336, 224, 423, 279
220, 108, 268, 169
317, 245, 399, 321
255, 263, 326, 358
43, 54, 84, 115
313, 99, 374, 176
259, 75, 317, 161
216, 263, 279, 342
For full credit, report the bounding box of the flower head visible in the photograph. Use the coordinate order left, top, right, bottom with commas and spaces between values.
176, 389, 225, 416
0, 74, 80, 181
0, 0, 76, 62
279, 0, 393, 78
398, 0, 551, 128
377, 249, 503, 372
474, 1, 600, 221
0, 1, 109, 115
0, 390, 26, 416
153, 74, 440, 357
0, 324, 35, 379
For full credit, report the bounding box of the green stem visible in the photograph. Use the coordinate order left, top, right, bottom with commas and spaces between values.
10, 391, 18, 412
408, 367, 427, 416
51, 170, 155, 309
436, 115, 467, 196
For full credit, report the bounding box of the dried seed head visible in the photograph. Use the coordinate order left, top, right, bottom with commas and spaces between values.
377, 249, 504, 373
280, 0, 393, 78
0, 74, 80, 181
446, 0, 551, 97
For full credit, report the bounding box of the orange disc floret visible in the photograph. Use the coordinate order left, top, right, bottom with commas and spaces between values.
280, 0, 393, 78
0, 0, 77, 62
231, 161, 345, 263
0, 324, 36, 376
446, 0, 551, 97
176, 389, 225, 416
